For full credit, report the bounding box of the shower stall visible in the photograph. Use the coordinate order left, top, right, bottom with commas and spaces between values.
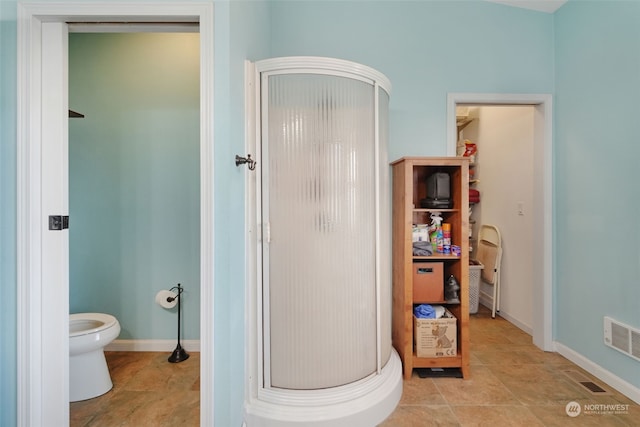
244, 57, 402, 426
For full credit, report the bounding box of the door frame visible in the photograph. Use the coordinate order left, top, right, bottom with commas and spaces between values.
16, 2, 215, 425
447, 93, 553, 351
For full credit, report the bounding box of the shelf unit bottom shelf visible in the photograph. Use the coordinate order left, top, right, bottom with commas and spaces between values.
412, 354, 461, 368
402, 354, 469, 379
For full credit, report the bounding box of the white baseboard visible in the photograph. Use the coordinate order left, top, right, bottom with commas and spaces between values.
478, 299, 533, 336
105, 339, 200, 352
554, 342, 640, 405
493, 310, 533, 336
478, 294, 495, 314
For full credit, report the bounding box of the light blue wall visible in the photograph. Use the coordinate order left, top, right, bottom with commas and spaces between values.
215, 1, 270, 425
0, 0, 17, 426
555, 0, 640, 388
2, 1, 640, 426
269, 0, 639, 402
269, 0, 555, 160
68, 32, 201, 340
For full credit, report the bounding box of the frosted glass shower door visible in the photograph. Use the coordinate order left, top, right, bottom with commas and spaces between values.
262, 72, 378, 390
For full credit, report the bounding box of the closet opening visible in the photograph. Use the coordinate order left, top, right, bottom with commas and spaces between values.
447, 94, 553, 352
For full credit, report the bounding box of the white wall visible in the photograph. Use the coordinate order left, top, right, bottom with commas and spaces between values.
462, 106, 535, 333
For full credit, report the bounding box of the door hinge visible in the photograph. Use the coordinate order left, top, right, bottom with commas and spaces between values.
49, 215, 69, 230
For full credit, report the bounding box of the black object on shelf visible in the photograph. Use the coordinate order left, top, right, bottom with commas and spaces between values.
416, 368, 463, 378
420, 172, 453, 209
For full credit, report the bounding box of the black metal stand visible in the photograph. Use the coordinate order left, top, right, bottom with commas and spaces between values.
168, 283, 189, 363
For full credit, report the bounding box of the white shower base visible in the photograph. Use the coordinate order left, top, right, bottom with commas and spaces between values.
243, 349, 403, 427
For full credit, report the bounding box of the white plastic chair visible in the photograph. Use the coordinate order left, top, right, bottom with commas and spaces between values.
475, 225, 502, 318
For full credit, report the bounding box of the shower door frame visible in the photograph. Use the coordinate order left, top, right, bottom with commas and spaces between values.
244, 58, 402, 426
260, 67, 382, 392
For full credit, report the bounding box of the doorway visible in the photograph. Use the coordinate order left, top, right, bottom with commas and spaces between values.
68, 29, 200, 351
457, 105, 535, 330
447, 93, 553, 352
16, 3, 214, 426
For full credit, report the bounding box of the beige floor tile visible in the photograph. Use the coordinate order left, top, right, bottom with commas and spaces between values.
378, 405, 459, 427
70, 351, 200, 427
472, 349, 544, 366
122, 352, 200, 392
489, 363, 594, 406
452, 405, 545, 427
398, 375, 447, 405
83, 390, 199, 427
528, 403, 629, 426
433, 366, 519, 406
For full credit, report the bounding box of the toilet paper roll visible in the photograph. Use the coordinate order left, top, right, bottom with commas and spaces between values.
155, 290, 178, 309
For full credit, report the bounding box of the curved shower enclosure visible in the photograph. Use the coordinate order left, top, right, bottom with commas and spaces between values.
244, 57, 402, 426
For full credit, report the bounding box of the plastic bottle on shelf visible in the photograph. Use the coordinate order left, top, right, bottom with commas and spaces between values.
442, 223, 451, 254
429, 212, 443, 253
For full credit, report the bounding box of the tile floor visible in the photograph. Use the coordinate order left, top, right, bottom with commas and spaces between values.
71, 306, 639, 426
70, 351, 200, 426
380, 306, 640, 426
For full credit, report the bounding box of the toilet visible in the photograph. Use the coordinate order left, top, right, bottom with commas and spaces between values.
69, 313, 121, 402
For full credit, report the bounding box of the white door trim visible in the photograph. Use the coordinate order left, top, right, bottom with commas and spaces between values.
16, 2, 215, 425
447, 93, 553, 351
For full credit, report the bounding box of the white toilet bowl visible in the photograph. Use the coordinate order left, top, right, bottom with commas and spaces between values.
69, 313, 121, 402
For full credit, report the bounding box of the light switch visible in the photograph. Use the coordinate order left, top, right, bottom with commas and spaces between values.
517, 201, 524, 216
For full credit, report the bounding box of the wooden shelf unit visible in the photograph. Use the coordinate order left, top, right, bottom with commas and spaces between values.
391, 157, 470, 379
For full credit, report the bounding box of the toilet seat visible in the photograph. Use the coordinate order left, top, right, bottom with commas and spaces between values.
70, 313, 118, 337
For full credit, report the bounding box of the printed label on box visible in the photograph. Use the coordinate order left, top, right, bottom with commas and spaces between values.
414, 309, 457, 358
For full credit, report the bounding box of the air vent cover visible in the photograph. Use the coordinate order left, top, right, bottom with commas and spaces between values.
604, 316, 640, 362
563, 370, 611, 395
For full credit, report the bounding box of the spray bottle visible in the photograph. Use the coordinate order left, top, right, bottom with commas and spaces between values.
429, 212, 444, 254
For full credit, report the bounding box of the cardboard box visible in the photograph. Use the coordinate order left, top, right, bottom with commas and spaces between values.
412, 262, 444, 302
414, 309, 457, 358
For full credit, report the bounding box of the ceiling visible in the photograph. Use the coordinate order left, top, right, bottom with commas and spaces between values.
486, 0, 568, 13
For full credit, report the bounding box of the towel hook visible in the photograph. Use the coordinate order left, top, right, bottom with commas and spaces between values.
235, 154, 256, 171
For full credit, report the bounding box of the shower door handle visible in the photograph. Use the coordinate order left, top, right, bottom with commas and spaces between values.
258, 222, 271, 243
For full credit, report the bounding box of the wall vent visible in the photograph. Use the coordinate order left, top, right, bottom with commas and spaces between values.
604, 316, 640, 362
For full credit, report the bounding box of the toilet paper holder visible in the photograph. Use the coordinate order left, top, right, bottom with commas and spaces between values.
156, 283, 190, 363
